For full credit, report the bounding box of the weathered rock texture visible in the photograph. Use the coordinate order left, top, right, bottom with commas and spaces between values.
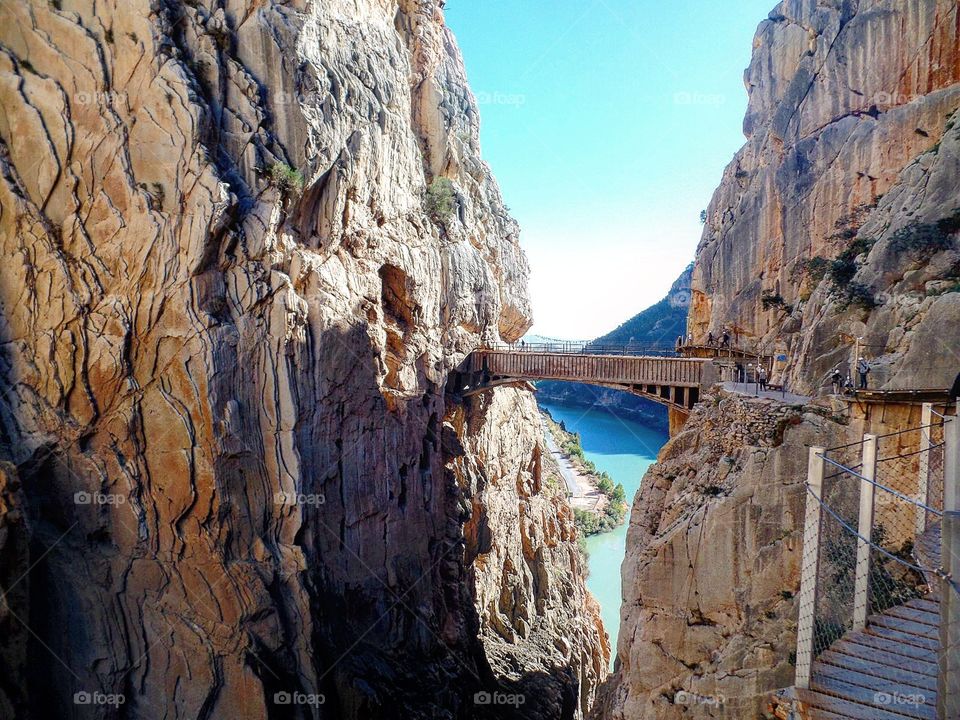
689, 0, 960, 392
598, 2, 960, 718
448, 388, 610, 719
0, 1, 602, 718
594, 391, 854, 719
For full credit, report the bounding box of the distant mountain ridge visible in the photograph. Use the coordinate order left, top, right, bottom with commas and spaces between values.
592, 263, 693, 347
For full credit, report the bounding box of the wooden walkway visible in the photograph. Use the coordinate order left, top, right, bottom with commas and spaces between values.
781, 525, 943, 719
462, 349, 709, 412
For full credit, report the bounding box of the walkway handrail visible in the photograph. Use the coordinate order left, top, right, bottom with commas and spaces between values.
482, 341, 678, 357
819, 453, 944, 517
794, 402, 959, 700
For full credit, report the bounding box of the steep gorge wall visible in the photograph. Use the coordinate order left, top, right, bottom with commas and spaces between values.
598, 2, 960, 718
0, 1, 603, 718
690, 0, 960, 392
595, 392, 854, 719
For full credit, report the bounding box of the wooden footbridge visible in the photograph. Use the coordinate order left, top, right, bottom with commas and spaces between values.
455, 343, 719, 432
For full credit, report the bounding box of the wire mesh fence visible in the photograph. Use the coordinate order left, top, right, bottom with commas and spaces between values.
797, 403, 958, 685
810, 442, 864, 659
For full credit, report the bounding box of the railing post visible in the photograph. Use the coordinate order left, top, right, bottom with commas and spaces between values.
853, 434, 878, 631
940, 416, 960, 720
917, 403, 933, 535
796, 446, 826, 689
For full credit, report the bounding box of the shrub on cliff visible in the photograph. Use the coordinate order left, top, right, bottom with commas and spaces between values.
425, 177, 456, 224
889, 209, 960, 257
269, 162, 305, 196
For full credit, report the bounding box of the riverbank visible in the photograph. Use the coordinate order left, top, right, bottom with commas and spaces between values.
541, 410, 627, 535
539, 401, 669, 665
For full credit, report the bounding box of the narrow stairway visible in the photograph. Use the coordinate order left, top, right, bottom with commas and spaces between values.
778, 524, 943, 719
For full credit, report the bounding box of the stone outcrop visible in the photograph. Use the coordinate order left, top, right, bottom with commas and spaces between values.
0, 1, 602, 718
689, 0, 960, 392
594, 391, 854, 719
448, 388, 610, 719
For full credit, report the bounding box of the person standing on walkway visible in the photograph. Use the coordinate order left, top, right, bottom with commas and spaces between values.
758, 366, 768, 390
721, 329, 731, 348
831, 366, 843, 394
857, 357, 870, 389
707, 331, 715, 346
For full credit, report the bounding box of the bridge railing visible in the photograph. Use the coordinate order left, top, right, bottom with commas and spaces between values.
794, 402, 960, 703
484, 341, 678, 357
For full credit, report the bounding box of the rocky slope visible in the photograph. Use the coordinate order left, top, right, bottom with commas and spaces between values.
594, 391, 854, 719
689, 0, 960, 392
598, 2, 960, 718
0, 1, 603, 718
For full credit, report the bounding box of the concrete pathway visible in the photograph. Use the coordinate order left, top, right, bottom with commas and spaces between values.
722, 381, 811, 405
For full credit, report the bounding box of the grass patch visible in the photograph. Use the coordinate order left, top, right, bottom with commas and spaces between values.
269, 162, 305, 196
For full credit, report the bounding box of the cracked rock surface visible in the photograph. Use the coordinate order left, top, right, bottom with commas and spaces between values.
689, 0, 960, 392
0, 1, 602, 718
593, 393, 854, 720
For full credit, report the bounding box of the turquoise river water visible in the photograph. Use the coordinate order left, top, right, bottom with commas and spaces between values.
538, 401, 669, 660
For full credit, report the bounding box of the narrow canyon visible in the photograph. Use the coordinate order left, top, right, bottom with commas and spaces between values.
0, 1, 959, 720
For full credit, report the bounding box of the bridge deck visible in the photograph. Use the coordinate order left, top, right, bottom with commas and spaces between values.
464, 350, 708, 412
467, 351, 705, 387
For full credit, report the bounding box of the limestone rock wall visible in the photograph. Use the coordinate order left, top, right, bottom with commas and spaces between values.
447, 388, 610, 719
689, 0, 960, 392
593, 392, 855, 720
0, 1, 601, 718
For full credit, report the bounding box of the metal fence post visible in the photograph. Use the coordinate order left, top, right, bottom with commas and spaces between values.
940, 417, 960, 720
917, 403, 933, 535
853, 434, 878, 631
796, 446, 826, 689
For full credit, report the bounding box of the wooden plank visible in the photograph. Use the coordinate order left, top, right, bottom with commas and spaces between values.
844, 631, 939, 663
883, 605, 939, 628
794, 687, 926, 720
818, 649, 938, 692
831, 639, 938, 678
904, 597, 940, 615
811, 668, 935, 719
869, 615, 939, 641
864, 624, 938, 652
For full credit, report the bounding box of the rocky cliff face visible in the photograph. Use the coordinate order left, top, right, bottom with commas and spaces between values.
448, 388, 610, 719
0, 1, 603, 718
594, 392, 854, 720
597, 2, 960, 718
689, 0, 960, 392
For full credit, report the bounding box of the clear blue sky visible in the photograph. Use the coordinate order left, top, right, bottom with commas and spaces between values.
445, 0, 775, 339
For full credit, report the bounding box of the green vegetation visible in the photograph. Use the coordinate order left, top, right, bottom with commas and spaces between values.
270, 162, 305, 196
546, 413, 628, 537
761, 291, 792, 313
889, 208, 960, 257
425, 177, 456, 224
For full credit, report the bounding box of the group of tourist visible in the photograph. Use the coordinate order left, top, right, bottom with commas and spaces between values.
676, 328, 733, 350
830, 358, 871, 394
